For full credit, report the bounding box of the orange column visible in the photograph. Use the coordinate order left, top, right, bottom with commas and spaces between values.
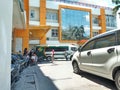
40, 0, 46, 25
22, 0, 29, 51
40, 0, 46, 44
99, 8, 106, 34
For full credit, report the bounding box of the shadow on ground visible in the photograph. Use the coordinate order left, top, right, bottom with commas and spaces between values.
34, 66, 58, 90
77, 71, 117, 90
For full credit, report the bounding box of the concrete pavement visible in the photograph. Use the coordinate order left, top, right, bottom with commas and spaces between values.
13, 66, 39, 90
12, 61, 117, 90
13, 62, 58, 90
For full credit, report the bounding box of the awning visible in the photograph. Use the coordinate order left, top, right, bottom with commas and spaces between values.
29, 25, 51, 40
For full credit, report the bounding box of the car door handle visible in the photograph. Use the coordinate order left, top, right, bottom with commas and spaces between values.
87, 51, 91, 56
107, 48, 115, 54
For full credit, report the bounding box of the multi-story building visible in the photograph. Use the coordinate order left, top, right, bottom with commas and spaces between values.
13, 0, 117, 53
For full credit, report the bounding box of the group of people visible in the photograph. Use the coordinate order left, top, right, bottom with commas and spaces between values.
22, 47, 69, 65
23, 48, 38, 66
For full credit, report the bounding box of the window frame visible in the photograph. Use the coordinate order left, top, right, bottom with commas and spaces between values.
81, 31, 117, 51
81, 40, 95, 51
51, 29, 58, 37
94, 32, 116, 49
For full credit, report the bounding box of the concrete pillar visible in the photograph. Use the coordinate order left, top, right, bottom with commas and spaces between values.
0, 0, 13, 90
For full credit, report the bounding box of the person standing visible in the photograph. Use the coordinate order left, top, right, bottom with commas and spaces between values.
31, 52, 38, 65
64, 50, 68, 61
23, 48, 28, 56
51, 49, 54, 63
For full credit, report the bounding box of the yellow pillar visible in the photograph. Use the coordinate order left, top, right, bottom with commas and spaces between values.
40, 0, 46, 25
23, 0, 29, 50
40, 0, 46, 44
99, 8, 106, 34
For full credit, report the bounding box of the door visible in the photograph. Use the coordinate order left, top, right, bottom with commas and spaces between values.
91, 33, 117, 74
80, 40, 95, 70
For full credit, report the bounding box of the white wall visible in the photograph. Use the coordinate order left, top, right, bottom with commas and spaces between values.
46, 22, 59, 27
15, 38, 22, 52
29, 0, 40, 7
0, 0, 13, 90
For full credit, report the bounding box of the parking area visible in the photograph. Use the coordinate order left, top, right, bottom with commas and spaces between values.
13, 60, 117, 90
38, 61, 117, 90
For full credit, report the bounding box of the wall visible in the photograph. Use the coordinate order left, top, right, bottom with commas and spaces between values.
0, 0, 13, 90
29, 0, 40, 7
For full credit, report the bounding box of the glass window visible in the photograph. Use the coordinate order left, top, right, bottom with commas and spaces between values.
46, 11, 58, 22
45, 46, 68, 52
92, 17, 99, 25
61, 8, 90, 41
106, 15, 116, 27
94, 33, 116, 49
81, 40, 95, 51
30, 10, 35, 18
51, 29, 58, 37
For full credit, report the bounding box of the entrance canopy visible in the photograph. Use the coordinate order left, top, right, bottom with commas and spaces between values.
29, 25, 51, 40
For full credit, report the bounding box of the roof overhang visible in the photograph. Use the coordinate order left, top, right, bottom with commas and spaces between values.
29, 25, 51, 40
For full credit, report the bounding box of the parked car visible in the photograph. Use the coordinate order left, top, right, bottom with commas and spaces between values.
72, 29, 120, 90
11, 55, 20, 87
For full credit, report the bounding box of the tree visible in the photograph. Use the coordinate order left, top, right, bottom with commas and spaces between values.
112, 0, 120, 14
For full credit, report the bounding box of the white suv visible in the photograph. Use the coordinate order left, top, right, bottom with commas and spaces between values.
72, 29, 120, 89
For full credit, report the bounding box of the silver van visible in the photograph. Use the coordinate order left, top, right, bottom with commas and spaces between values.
72, 29, 120, 89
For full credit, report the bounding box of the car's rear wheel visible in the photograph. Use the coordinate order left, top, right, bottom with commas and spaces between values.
73, 61, 80, 74
115, 70, 120, 90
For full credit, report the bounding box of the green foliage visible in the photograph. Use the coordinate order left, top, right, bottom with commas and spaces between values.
112, 0, 120, 4
112, 0, 120, 14
113, 5, 120, 14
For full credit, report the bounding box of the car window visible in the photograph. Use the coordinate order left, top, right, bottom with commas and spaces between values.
94, 33, 116, 49
81, 40, 95, 51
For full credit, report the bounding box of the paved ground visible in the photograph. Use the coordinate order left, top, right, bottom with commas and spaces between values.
38, 61, 117, 90
13, 61, 117, 90
12, 66, 39, 90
